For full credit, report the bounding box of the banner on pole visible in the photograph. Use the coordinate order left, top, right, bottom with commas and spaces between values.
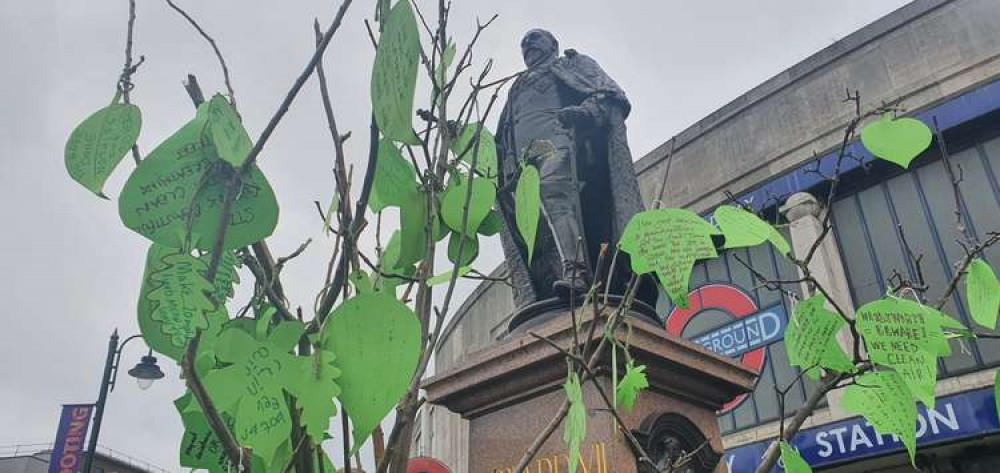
48, 404, 95, 473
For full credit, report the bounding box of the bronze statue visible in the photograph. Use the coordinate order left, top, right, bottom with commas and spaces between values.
496, 29, 656, 320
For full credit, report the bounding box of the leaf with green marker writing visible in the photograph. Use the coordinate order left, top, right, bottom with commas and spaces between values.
441, 172, 496, 234
146, 252, 216, 349
287, 350, 342, 441
516, 164, 541, 264
619, 208, 720, 309
843, 371, 917, 465
322, 293, 421, 453
966, 258, 1000, 330
779, 442, 812, 473
370, 139, 419, 213
785, 294, 853, 379
447, 231, 478, 268
451, 123, 499, 181
65, 102, 142, 197
371, 0, 420, 144
714, 205, 790, 255
564, 370, 586, 473
205, 94, 252, 168
199, 250, 241, 304
615, 361, 649, 413
861, 115, 932, 169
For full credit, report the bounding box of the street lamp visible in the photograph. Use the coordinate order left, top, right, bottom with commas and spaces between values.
81, 329, 164, 473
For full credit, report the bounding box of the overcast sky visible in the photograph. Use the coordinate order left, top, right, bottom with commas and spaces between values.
0, 0, 911, 471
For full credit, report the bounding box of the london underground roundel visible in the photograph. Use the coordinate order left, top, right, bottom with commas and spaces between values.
407, 457, 450, 473
666, 284, 771, 412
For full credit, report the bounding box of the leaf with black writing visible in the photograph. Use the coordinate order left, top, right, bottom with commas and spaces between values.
564, 370, 586, 473
145, 251, 216, 349
287, 350, 342, 441
966, 258, 1000, 330
861, 115, 932, 169
785, 294, 853, 379
714, 205, 790, 256
516, 164, 541, 264
779, 442, 812, 473
205, 94, 252, 168
451, 123, 499, 181
619, 208, 720, 309
371, 0, 420, 144
441, 172, 496, 235
65, 102, 142, 197
843, 371, 917, 464
369, 139, 420, 213
322, 293, 421, 453
118, 105, 279, 250
615, 361, 648, 413
175, 391, 234, 473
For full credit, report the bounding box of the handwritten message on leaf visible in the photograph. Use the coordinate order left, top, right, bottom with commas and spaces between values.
322, 293, 421, 452
118, 107, 279, 250
200, 250, 241, 304
441, 173, 496, 234
205, 94, 252, 168
370, 139, 419, 213
615, 361, 648, 413
371, 0, 420, 144
856, 297, 955, 407
65, 102, 142, 196
146, 252, 216, 349
451, 123, 499, 181
779, 442, 812, 473
860, 115, 932, 169
966, 258, 1000, 330
516, 164, 541, 264
564, 370, 587, 473
714, 205, 790, 255
843, 371, 917, 464
619, 208, 719, 309
175, 392, 234, 473
785, 294, 853, 379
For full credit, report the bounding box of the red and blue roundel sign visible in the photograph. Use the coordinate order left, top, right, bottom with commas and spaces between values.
666, 284, 787, 412
407, 457, 450, 473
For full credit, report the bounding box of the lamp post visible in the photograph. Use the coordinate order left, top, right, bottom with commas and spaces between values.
81, 329, 164, 473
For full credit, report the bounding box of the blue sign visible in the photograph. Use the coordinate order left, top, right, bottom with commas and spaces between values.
48, 404, 94, 473
724, 387, 1000, 473
690, 304, 787, 357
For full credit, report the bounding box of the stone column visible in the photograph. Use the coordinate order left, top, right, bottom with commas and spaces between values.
779, 192, 856, 414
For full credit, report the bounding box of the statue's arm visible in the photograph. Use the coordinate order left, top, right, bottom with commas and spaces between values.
557, 52, 630, 128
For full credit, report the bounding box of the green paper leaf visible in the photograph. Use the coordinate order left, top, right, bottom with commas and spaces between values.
860, 115, 932, 169
205, 94, 252, 168
175, 392, 235, 473
200, 250, 241, 304
779, 442, 812, 473
451, 123, 499, 181
714, 205, 790, 255
65, 102, 142, 196
434, 42, 456, 91
966, 258, 1000, 330
350, 270, 375, 294
398, 194, 428, 266
441, 173, 496, 234
141, 249, 217, 354
371, 0, 420, 144
619, 208, 720, 309
856, 297, 953, 407
427, 265, 471, 286
377, 230, 414, 291
118, 107, 279, 250
477, 210, 503, 236
615, 361, 649, 413
288, 350, 342, 440
447, 229, 479, 267
843, 371, 917, 465
370, 139, 420, 213
785, 294, 853, 379
321, 293, 421, 453
563, 370, 586, 473
515, 164, 541, 264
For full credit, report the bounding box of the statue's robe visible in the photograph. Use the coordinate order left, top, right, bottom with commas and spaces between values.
496, 50, 657, 309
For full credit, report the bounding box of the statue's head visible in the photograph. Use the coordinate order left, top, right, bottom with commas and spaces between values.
520, 29, 558, 68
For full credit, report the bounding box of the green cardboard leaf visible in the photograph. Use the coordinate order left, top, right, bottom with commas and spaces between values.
714, 205, 790, 255
199, 250, 241, 304
447, 231, 479, 267
966, 258, 1000, 330
205, 94, 252, 168
441, 173, 496, 234
615, 361, 649, 413
619, 208, 720, 309
370, 139, 420, 213
563, 370, 586, 473
65, 102, 142, 196
371, 0, 420, 144
477, 210, 503, 236
377, 230, 411, 291
288, 350, 342, 441
322, 293, 421, 453
138, 248, 218, 358
450, 123, 499, 181
860, 115, 932, 169
785, 294, 853, 379
779, 442, 812, 473
118, 107, 279, 250
856, 297, 952, 407
175, 392, 235, 473
843, 371, 917, 464
350, 270, 375, 294
515, 164, 541, 264
398, 194, 428, 266
427, 265, 471, 286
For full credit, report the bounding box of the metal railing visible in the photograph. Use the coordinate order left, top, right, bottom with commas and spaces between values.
0, 443, 173, 473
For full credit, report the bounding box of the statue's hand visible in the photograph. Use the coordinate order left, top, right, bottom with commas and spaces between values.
556, 105, 591, 127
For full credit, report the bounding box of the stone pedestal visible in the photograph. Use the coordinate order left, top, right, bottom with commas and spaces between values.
423, 305, 757, 473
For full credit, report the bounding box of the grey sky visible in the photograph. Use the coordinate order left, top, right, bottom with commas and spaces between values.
0, 0, 910, 470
